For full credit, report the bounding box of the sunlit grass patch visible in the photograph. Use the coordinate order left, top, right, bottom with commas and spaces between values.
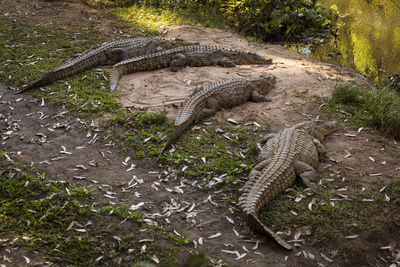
106, 2, 225, 33
111, 6, 185, 34
325, 82, 400, 139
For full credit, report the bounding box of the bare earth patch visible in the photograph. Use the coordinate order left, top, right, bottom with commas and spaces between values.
0, 0, 399, 266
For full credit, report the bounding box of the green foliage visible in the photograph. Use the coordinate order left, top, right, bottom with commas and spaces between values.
96, 0, 334, 42
388, 181, 400, 200
224, 0, 334, 42
0, 152, 97, 261
325, 82, 400, 139
103, 111, 168, 158
388, 74, 400, 93
330, 82, 365, 106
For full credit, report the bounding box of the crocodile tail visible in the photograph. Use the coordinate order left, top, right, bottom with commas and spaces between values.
14, 72, 58, 94
157, 123, 188, 161
157, 112, 198, 161
109, 67, 123, 92
16, 49, 108, 94
14, 80, 42, 94
246, 213, 292, 250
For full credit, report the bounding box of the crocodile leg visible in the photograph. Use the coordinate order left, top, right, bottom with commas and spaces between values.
193, 84, 204, 94
313, 138, 328, 161
217, 57, 236, 67
250, 90, 272, 102
170, 53, 187, 71
104, 48, 129, 64
194, 97, 219, 123
293, 161, 318, 192
260, 133, 275, 145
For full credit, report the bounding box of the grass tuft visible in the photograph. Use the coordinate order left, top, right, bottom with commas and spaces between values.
330, 82, 365, 106
325, 82, 400, 139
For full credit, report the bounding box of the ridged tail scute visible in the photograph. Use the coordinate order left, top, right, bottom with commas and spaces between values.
109, 67, 123, 92
245, 212, 292, 250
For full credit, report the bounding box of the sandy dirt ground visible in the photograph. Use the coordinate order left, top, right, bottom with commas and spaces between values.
0, 0, 399, 266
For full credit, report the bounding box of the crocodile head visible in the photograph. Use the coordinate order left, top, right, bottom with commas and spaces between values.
254, 74, 277, 94
229, 51, 273, 65
308, 120, 340, 140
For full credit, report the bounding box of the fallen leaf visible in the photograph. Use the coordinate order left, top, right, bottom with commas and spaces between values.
345, 234, 359, 239
320, 252, 333, 263
208, 232, 222, 239
226, 216, 234, 224
23, 255, 30, 264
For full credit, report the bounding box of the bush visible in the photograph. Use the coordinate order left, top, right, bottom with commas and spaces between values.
330, 82, 365, 106
363, 87, 400, 137
222, 0, 334, 42
96, 0, 335, 42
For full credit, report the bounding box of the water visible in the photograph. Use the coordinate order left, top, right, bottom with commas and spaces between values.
297, 0, 400, 83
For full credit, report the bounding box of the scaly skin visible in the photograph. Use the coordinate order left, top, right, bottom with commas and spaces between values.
16, 38, 198, 94
239, 120, 339, 250
109, 45, 273, 92
157, 75, 276, 160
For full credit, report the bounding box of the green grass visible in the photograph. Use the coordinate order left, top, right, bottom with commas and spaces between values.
0, 16, 123, 117
104, 111, 265, 185
325, 82, 400, 139
259, 179, 400, 249
0, 151, 195, 265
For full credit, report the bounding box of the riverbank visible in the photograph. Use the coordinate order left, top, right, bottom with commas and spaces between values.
0, 0, 399, 266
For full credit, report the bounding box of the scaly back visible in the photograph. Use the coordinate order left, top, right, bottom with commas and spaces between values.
174, 78, 248, 126
240, 124, 310, 214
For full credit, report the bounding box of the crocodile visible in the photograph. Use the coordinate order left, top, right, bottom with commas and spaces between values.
238, 120, 339, 250
157, 74, 276, 160
109, 45, 273, 92
15, 37, 198, 94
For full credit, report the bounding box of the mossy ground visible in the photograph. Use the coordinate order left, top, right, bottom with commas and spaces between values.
259, 179, 400, 251
0, 16, 121, 117
0, 152, 194, 265
103, 111, 264, 185
0, 14, 194, 266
